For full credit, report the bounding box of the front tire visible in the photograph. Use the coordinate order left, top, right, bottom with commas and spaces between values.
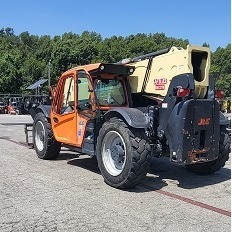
96, 118, 151, 189
185, 127, 230, 174
33, 113, 61, 160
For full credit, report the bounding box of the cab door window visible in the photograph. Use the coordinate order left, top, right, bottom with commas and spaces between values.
60, 76, 75, 114
77, 71, 95, 112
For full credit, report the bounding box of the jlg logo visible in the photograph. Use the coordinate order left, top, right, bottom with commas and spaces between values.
198, 118, 210, 126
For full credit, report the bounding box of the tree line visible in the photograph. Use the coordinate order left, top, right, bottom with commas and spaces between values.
0, 27, 230, 96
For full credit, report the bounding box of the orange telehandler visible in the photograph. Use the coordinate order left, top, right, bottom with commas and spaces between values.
29, 45, 230, 189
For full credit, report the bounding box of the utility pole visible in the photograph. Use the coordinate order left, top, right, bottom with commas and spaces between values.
48, 59, 51, 88
38, 85, 40, 96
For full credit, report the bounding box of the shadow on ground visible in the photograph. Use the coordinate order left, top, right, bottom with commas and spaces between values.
1, 132, 230, 192
146, 157, 231, 190
60, 149, 230, 192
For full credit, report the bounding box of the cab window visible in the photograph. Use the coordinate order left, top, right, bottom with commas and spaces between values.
77, 71, 93, 111
95, 79, 125, 106
60, 76, 75, 114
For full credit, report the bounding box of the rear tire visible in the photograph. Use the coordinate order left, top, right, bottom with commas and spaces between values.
96, 118, 151, 189
185, 127, 230, 174
33, 113, 61, 160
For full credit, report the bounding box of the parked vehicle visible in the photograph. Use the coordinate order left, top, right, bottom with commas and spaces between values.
0, 101, 5, 114
7, 102, 19, 115
29, 45, 230, 189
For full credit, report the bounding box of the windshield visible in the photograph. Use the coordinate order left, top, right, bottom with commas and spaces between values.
95, 79, 126, 106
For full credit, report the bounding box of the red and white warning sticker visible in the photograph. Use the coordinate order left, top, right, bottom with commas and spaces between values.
154, 78, 167, 85
155, 85, 165, 90
154, 78, 167, 90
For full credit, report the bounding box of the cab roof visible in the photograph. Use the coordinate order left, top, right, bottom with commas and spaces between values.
62, 63, 135, 77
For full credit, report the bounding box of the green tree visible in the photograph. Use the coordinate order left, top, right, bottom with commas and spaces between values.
0, 27, 230, 97
210, 44, 231, 97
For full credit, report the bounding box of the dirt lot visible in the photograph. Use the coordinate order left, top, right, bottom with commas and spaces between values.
0, 114, 231, 232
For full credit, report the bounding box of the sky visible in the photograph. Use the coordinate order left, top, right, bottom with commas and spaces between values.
0, 0, 230, 51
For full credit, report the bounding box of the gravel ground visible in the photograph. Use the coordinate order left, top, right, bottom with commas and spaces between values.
0, 114, 230, 232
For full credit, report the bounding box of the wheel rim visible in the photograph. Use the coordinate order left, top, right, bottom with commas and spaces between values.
102, 131, 126, 176
35, 121, 45, 152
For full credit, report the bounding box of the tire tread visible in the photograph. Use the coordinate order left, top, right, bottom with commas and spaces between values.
33, 113, 61, 160
97, 117, 151, 189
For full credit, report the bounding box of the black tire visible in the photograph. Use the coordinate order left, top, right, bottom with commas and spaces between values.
185, 128, 230, 174
33, 112, 61, 160
96, 118, 151, 189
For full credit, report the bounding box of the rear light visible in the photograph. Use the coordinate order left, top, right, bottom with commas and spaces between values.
215, 90, 225, 99
176, 86, 190, 97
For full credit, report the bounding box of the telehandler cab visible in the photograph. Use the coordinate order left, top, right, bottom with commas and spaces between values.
30, 45, 230, 189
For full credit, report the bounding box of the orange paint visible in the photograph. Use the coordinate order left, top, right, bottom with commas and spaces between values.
50, 63, 129, 149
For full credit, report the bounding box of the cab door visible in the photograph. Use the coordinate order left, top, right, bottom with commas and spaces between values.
76, 70, 97, 147
51, 73, 77, 145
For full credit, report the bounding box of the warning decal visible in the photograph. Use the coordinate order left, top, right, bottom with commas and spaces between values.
155, 85, 165, 90
154, 78, 167, 90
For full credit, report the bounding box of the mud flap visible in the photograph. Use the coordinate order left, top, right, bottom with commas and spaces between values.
165, 99, 220, 164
